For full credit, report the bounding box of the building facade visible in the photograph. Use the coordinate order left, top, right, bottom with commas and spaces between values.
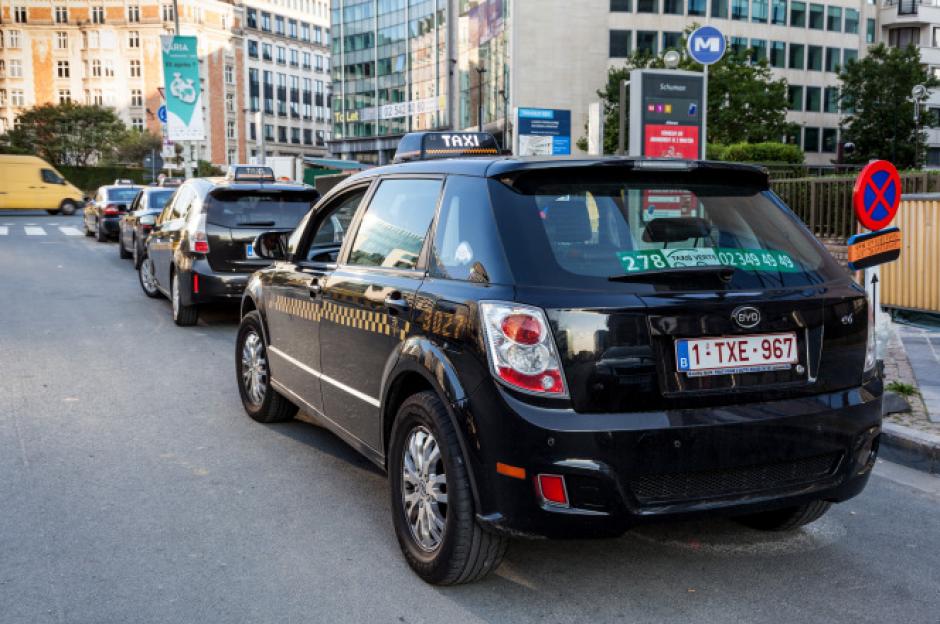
329, 0, 878, 166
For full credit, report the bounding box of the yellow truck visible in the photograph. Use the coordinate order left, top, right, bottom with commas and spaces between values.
0, 155, 84, 215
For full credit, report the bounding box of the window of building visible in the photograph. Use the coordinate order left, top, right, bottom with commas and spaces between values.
807, 45, 822, 70
0, 61, 5, 78
301, 23, 310, 41
637, 31, 657, 55
128, 5, 140, 22
303, 129, 312, 145
752, 0, 768, 22
264, 124, 274, 141
889, 28, 919, 48
315, 54, 324, 72
276, 46, 286, 64
128, 31, 139, 48
770, 41, 786, 68
805, 86, 821, 111
663, 0, 683, 12
0, 90, 6, 106
55, 6, 68, 23
290, 49, 299, 66
663, 32, 681, 51
867, 18, 876, 44
824, 87, 839, 113
129, 59, 141, 77
275, 15, 285, 35
92, 6, 105, 24
8, 30, 21, 48
611, 0, 631, 9
249, 122, 257, 140
844, 8, 859, 34
771, 0, 786, 24
14, 6, 27, 23
57, 60, 70, 78
131, 117, 144, 131
688, 0, 707, 15
314, 25, 322, 44
162, 4, 174, 22
261, 12, 271, 32
225, 64, 234, 84
248, 40, 258, 58
104, 60, 114, 77
263, 43, 273, 61
92, 59, 102, 77
11, 89, 26, 107
291, 127, 300, 144
825, 47, 840, 72
637, 0, 658, 12
277, 126, 287, 143
226, 92, 235, 112
790, 0, 805, 26
131, 89, 143, 106
227, 120, 236, 139
843, 48, 858, 65
808, 3, 823, 29
732, 0, 748, 19
247, 7, 257, 28
822, 128, 837, 153
316, 130, 325, 146
788, 85, 803, 111
303, 52, 311, 69
85, 30, 99, 49
10, 59, 22, 77
712, 0, 728, 18
804, 127, 820, 152
227, 149, 236, 165
609, 30, 631, 58
750, 39, 767, 62
56, 31, 68, 49
826, 6, 841, 31
288, 19, 297, 38
730, 36, 748, 56
58, 89, 70, 104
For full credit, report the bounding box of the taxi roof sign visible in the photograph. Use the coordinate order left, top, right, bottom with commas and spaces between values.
393, 132, 500, 163
226, 165, 276, 182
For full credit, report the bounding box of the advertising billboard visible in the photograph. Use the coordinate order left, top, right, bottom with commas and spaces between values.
161, 35, 205, 141
629, 70, 705, 159
515, 108, 571, 156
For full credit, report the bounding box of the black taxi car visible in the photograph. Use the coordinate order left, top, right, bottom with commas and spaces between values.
235, 132, 882, 585
138, 171, 318, 325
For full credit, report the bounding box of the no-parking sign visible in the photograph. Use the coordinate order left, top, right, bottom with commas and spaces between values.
853, 160, 901, 231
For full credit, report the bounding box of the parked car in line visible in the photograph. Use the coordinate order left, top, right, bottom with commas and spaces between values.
118, 186, 177, 267
137, 175, 319, 326
0, 154, 83, 215
83, 182, 145, 242
234, 131, 883, 585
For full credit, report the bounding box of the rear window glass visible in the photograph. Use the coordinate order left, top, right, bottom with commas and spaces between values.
148, 190, 175, 211
107, 188, 142, 203
489, 171, 845, 290
205, 190, 318, 228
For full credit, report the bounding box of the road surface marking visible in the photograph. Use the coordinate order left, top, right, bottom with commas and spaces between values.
0, 227, 7, 236
24, 226, 46, 236
58, 226, 83, 236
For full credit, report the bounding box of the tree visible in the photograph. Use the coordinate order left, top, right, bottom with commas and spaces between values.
113, 129, 163, 165
838, 44, 938, 167
0, 102, 126, 166
578, 32, 795, 154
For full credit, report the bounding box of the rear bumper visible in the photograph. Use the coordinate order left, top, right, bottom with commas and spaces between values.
179, 260, 251, 305
100, 216, 121, 235
466, 380, 883, 538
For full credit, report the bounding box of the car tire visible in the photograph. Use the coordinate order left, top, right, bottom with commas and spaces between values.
389, 391, 508, 585
132, 237, 143, 269
138, 255, 162, 299
171, 270, 199, 326
94, 219, 108, 242
735, 500, 832, 531
60, 200, 77, 216
236, 311, 297, 423
118, 235, 132, 259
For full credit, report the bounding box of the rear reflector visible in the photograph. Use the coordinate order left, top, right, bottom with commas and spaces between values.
496, 462, 526, 480
192, 273, 200, 294
537, 474, 568, 507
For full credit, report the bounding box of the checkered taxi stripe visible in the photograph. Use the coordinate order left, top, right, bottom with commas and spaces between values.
273, 295, 411, 341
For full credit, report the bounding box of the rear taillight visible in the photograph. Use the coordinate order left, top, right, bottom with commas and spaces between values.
188, 214, 210, 254
480, 301, 568, 396
865, 295, 876, 372
141, 224, 152, 232
103, 203, 120, 216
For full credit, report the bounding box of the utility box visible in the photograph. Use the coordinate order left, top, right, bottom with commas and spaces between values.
629, 69, 705, 159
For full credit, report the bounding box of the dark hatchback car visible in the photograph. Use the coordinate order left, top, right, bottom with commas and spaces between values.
235, 133, 882, 585
138, 177, 318, 326
118, 186, 177, 267
84, 183, 145, 242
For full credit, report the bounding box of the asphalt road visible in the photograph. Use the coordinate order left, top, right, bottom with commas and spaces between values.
2, 210, 939, 624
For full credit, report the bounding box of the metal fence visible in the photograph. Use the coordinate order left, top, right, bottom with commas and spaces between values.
771, 172, 940, 241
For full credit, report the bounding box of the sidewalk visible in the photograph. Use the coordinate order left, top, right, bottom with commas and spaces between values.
880, 317, 940, 473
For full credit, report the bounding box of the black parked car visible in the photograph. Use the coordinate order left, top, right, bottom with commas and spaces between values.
235, 132, 882, 585
137, 176, 319, 326
119, 186, 177, 267
83, 182, 145, 242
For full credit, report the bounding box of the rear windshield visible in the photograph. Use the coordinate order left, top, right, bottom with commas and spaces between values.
148, 189, 175, 211
107, 188, 142, 203
489, 171, 845, 290
205, 190, 318, 228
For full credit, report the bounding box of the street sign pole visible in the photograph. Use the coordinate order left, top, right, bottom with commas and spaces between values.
686, 25, 725, 160
702, 65, 708, 159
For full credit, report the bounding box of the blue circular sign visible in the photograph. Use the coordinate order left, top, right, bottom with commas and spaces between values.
687, 26, 726, 65
157, 105, 168, 123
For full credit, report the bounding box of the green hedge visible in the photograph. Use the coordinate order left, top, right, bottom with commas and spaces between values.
708, 142, 804, 164
57, 166, 152, 195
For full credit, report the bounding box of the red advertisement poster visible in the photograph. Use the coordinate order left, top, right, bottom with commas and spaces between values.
644, 124, 700, 159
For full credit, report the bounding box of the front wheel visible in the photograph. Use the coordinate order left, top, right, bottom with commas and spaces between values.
236, 311, 297, 423
389, 391, 508, 585
138, 256, 162, 299
60, 200, 77, 216
118, 233, 132, 259
735, 500, 832, 531
171, 271, 199, 326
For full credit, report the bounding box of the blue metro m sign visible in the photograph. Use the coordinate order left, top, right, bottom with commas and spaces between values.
687, 26, 726, 65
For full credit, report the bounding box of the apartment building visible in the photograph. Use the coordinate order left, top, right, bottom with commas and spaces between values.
329, 0, 877, 165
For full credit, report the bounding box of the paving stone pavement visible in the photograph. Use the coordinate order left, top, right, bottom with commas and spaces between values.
883, 319, 940, 433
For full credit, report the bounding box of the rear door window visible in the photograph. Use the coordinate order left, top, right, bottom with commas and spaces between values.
346, 178, 441, 271
107, 187, 142, 203
148, 189, 175, 212
205, 189, 318, 228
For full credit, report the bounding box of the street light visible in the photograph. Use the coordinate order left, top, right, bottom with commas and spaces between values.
476, 64, 487, 132
912, 83, 927, 169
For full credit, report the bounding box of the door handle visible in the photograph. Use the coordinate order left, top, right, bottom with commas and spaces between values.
308, 279, 322, 297
384, 292, 410, 316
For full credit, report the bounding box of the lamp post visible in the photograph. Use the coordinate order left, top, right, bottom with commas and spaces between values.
476, 64, 487, 132
912, 83, 927, 169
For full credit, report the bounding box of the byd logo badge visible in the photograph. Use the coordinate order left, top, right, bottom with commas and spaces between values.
731, 306, 761, 329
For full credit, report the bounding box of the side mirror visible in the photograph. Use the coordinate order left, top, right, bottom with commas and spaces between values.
253, 231, 289, 261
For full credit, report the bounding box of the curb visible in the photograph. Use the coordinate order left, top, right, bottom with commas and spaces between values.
880, 421, 940, 475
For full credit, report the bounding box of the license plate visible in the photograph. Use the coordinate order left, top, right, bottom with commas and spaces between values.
245, 243, 256, 258
675, 332, 798, 377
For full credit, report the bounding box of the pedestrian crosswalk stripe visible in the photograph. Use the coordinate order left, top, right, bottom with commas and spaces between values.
24, 226, 46, 236
0, 226, 7, 236
59, 226, 82, 236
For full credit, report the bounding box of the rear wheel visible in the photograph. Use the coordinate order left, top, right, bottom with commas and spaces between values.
389, 391, 508, 585
94, 219, 108, 242
736, 500, 832, 531
236, 311, 297, 423
138, 256, 162, 299
132, 236, 143, 269
60, 200, 77, 216
171, 270, 199, 326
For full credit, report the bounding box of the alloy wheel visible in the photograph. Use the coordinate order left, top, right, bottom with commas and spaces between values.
141, 258, 158, 294
240, 331, 268, 406
401, 426, 448, 552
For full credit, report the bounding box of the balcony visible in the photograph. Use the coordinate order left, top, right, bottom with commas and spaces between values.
882, 0, 940, 24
